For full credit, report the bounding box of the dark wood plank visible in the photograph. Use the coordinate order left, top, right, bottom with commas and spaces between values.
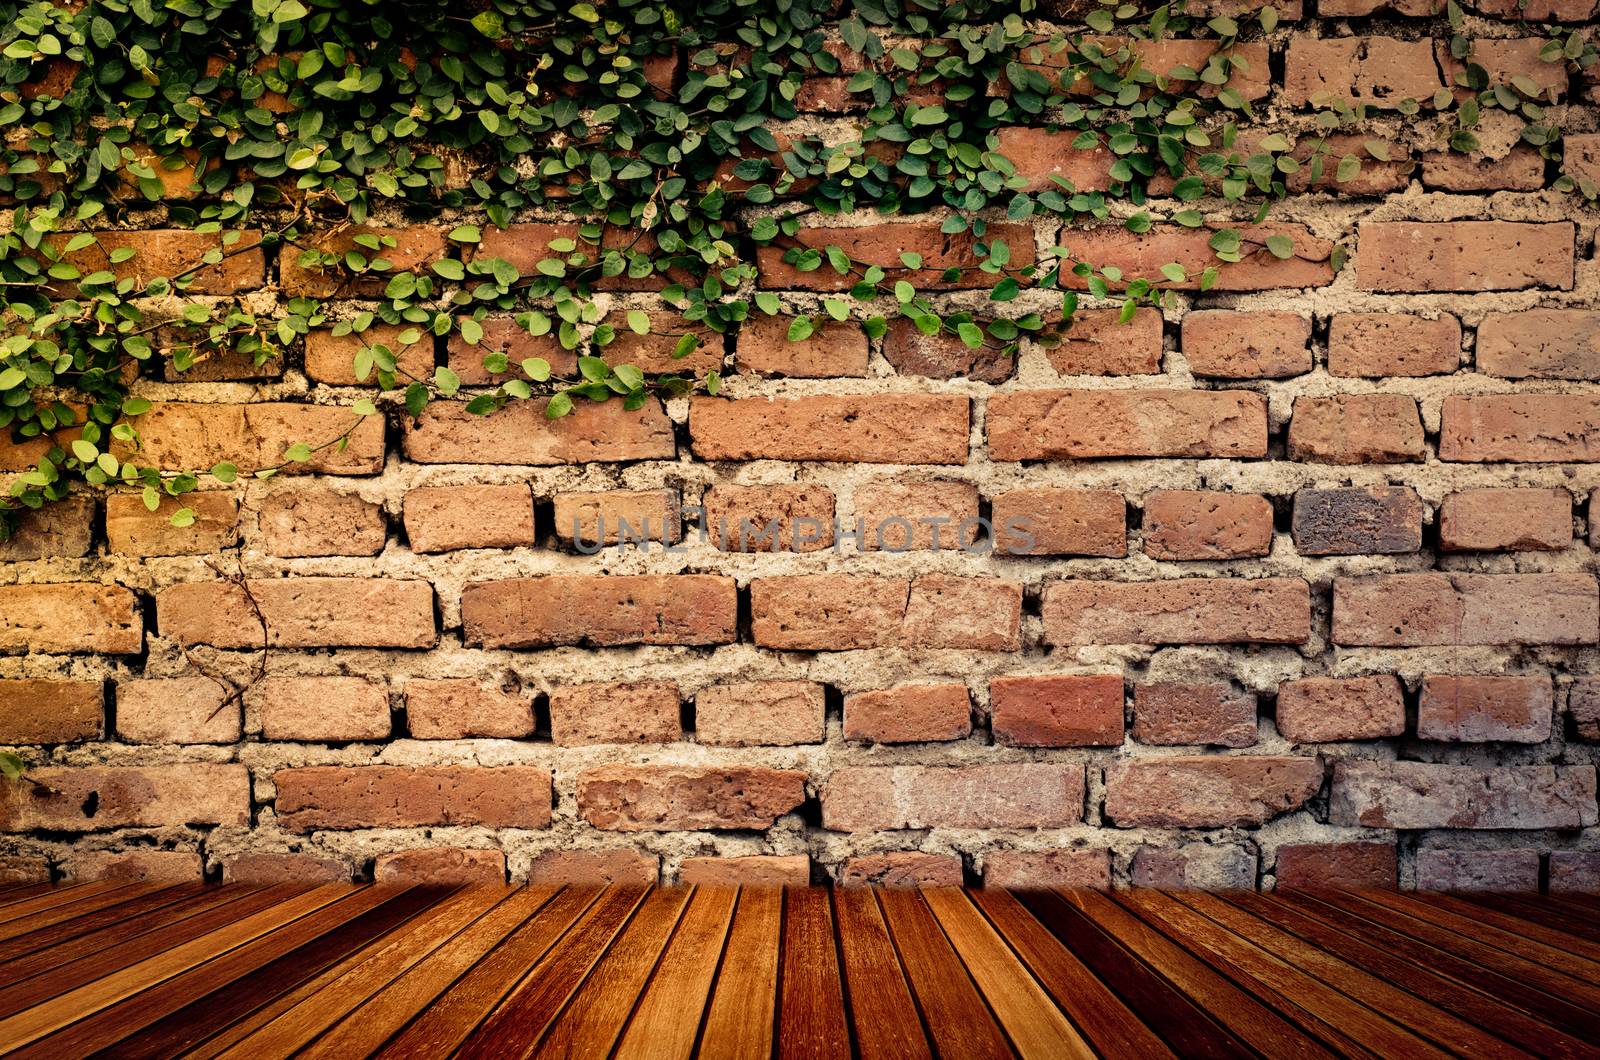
971, 888, 1174, 1059
0, 883, 60, 909
0, 882, 154, 941
778, 886, 852, 1059
1383, 890, 1600, 971
0, 881, 131, 928
698, 886, 781, 1060
614, 885, 739, 1060
876, 887, 1013, 1058
832, 886, 929, 1060
1458, 892, 1600, 945
0, 883, 223, 982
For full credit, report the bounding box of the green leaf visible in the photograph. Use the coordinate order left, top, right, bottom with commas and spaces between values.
956, 322, 984, 349
546, 392, 574, 418
1265, 234, 1295, 259
283, 443, 313, 463
169, 507, 196, 528
627, 310, 651, 335
71, 440, 97, 463
787, 316, 814, 342
211, 462, 239, 482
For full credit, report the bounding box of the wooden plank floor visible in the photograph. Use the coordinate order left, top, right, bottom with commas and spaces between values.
0, 883, 1596, 1057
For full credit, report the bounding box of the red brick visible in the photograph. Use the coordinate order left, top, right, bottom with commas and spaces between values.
0, 764, 248, 832
117, 677, 238, 744
446, 316, 573, 385
823, 765, 1084, 831
1327, 313, 1461, 377
1142, 491, 1272, 561
679, 855, 810, 887
902, 575, 1022, 652
274, 766, 552, 831
690, 395, 969, 464
47, 228, 265, 294
989, 674, 1124, 747
1441, 395, 1600, 462
1417, 675, 1553, 743
1292, 486, 1423, 555
1104, 757, 1323, 828
843, 684, 971, 744
67, 851, 203, 883
751, 575, 907, 651
1477, 310, 1600, 379
0, 584, 141, 654
374, 848, 506, 885
1568, 677, 1600, 741
1275, 843, 1398, 890
1441, 39, 1566, 100
281, 225, 449, 297
1276, 134, 1412, 195
403, 485, 533, 552
1132, 683, 1257, 748
1018, 39, 1271, 101
0, 679, 100, 744
736, 315, 869, 378
702, 485, 833, 553
554, 490, 680, 547
1330, 761, 1597, 829
1181, 312, 1310, 379
133, 403, 385, 475
1044, 308, 1163, 376
995, 127, 1114, 192
1276, 676, 1406, 743
549, 681, 681, 746
881, 318, 1014, 383
1332, 573, 1598, 646
840, 853, 964, 888
405, 678, 534, 740
755, 222, 1036, 291
1062, 225, 1333, 291
1044, 578, 1310, 646
1317, 0, 1439, 13
403, 398, 674, 465
473, 224, 689, 292
854, 480, 979, 551
1284, 37, 1442, 108
601, 312, 724, 376
158, 578, 435, 649
696, 681, 826, 747
577, 765, 806, 831
1567, 133, 1600, 187
106, 492, 240, 557
1357, 221, 1575, 292
1416, 849, 1540, 892
992, 488, 1125, 557
1288, 395, 1423, 464
1131, 844, 1256, 890
1550, 851, 1600, 894
303, 325, 434, 386
259, 676, 390, 742
526, 850, 659, 885
1421, 147, 1546, 192
253, 486, 387, 557
982, 849, 1111, 890
1439, 488, 1570, 552
222, 853, 352, 884
0, 495, 93, 562
462, 575, 735, 648
987, 390, 1266, 461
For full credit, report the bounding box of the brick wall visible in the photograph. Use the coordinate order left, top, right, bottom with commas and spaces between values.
4, 7, 1600, 892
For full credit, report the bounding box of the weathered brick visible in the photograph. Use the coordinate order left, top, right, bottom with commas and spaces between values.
702, 484, 834, 553
1276, 676, 1406, 743
1327, 313, 1461, 377
601, 312, 724, 376
823, 765, 1084, 831
1287, 395, 1424, 464
1567, 132, 1600, 186
881, 318, 1015, 383
0, 764, 248, 832
526, 850, 659, 885
679, 856, 810, 887
133, 403, 385, 475
106, 492, 240, 557
1441, 39, 1567, 100
281, 225, 449, 297
1019, 39, 1271, 101
992, 488, 1126, 557
1283, 37, 1443, 108
995, 127, 1114, 192
1330, 761, 1597, 829
403, 484, 533, 553
67, 851, 203, 882
982, 849, 1111, 890
0, 679, 101, 744
1043, 308, 1163, 376
253, 486, 386, 557
1332, 573, 1599, 646
1063, 225, 1334, 291
1357, 221, 1574, 292
303, 325, 434, 386
223, 853, 352, 884
1275, 842, 1397, 890
1142, 491, 1272, 560
841, 852, 963, 888
1181, 311, 1310, 379
1292, 487, 1423, 556
1550, 851, 1600, 894
48, 228, 265, 294
405, 678, 534, 740
1477, 309, 1600, 379
1441, 395, 1600, 462
843, 684, 972, 744
554, 490, 680, 547
274, 766, 552, 831
736, 315, 869, 378
0, 584, 141, 654
1131, 844, 1256, 890
0, 856, 52, 885
1417, 675, 1553, 743
159, 578, 436, 649
1569, 677, 1600, 741
987, 390, 1266, 461
403, 398, 674, 465
1132, 682, 1257, 748
374, 848, 506, 885
117, 677, 238, 744
854, 480, 979, 551
1044, 578, 1310, 646
1439, 488, 1570, 552
462, 575, 735, 648
1316, 0, 1437, 15
1416, 849, 1540, 892
577, 765, 807, 831
989, 674, 1124, 747
902, 575, 1022, 651
446, 316, 573, 385
690, 395, 969, 464
751, 575, 907, 651
755, 222, 1036, 291
1104, 757, 1323, 828
473, 224, 689, 292
0, 495, 93, 561
1420, 147, 1546, 192
549, 681, 681, 746
259, 676, 389, 742
696, 681, 826, 747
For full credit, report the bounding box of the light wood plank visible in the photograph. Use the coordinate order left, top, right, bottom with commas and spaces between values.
613, 886, 738, 1060
698, 887, 781, 1060
877, 888, 1012, 1059
832, 887, 929, 1060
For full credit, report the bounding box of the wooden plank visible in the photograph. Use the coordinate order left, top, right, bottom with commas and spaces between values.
613, 886, 738, 1060
1233, 891, 1596, 1060
0, 883, 59, 909
1458, 893, 1600, 945
297, 885, 567, 1058
971, 888, 1173, 1059
534, 886, 693, 1058
831, 886, 929, 1060
778, 886, 852, 1060
1056, 889, 1332, 1059
923, 888, 1093, 1060
698, 887, 781, 1060
0, 881, 151, 940
0, 883, 217, 978
454, 886, 649, 1057
1372, 890, 1600, 975
876, 887, 1012, 1058
0, 880, 129, 927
